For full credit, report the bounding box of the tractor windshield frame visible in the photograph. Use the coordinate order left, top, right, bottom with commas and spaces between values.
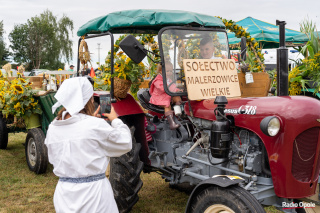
158, 26, 230, 97
77, 32, 116, 102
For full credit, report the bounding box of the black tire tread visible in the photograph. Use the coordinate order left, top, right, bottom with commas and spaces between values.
25, 128, 48, 174
109, 128, 143, 213
293, 199, 307, 213
190, 185, 265, 213
232, 185, 265, 213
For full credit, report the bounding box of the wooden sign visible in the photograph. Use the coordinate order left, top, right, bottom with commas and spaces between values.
183, 59, 241, 100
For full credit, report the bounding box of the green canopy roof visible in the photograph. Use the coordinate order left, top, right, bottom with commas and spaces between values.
77, 9, 225, 36
227, 17, 303, 48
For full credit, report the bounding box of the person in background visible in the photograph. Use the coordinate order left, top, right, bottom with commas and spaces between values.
200, 37, 220, 59
45, 77, 132, 213
86, 65, 91, 75
68, 65, 75, 71
149, 61, 182, 130
67, 65, 76, 78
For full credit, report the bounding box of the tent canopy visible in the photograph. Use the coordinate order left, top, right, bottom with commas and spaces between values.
77, 9, 225, 36
289, 31, 320, 42
228, 17, 303, 48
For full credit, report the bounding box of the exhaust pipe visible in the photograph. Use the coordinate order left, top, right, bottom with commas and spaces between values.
276, 20, 289, 96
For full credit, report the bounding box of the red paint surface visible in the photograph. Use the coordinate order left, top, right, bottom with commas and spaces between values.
112, 95, 144, 116
185, 96, 320, 198
93, 92, 144, 116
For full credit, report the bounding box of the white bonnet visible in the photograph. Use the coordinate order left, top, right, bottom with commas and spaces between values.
52, 77, 94, 115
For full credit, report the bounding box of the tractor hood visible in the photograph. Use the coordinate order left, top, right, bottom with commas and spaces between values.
185, 96, 320, 133
185, 95, 320, 198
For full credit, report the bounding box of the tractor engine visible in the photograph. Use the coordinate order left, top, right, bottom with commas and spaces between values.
146, 95, 270, 183
190, 96, 268, 177
191, 117, 266, 177
228, 129, 265, 176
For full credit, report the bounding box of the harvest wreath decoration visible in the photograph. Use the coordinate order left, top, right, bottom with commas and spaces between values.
218, 17, 266, 72
78, 37, 92, 68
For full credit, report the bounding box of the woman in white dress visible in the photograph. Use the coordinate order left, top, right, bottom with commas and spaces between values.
45, 77, 132, 213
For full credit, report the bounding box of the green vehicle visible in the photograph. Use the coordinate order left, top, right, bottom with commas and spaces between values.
0, 91, 59, 174
0, 71, 74, 174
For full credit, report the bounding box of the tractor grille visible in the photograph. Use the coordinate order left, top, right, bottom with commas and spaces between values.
313, 152, 320, 182
291, 127, 320, 182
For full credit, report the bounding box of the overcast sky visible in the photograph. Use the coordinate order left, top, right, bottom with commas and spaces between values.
1, 0, 319, 69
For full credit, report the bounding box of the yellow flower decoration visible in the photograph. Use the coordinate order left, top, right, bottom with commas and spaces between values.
19, 78, 26, 84
13, 85, 24, 94
14, 102, 21, 110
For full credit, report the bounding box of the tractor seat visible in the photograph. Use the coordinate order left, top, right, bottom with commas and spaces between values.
137, 89, 164, 114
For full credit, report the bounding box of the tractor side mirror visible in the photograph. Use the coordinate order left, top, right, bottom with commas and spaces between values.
119, 35, 147, 63
240, 37, 247, 62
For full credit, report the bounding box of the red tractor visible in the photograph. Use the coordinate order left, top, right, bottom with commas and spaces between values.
75, 10, 320, 213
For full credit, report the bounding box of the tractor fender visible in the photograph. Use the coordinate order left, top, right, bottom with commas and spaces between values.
112, 95, 150, 164
93, 92, 144, 117
117, 113, 151, 166
185, 176, 244, 213
112, 94, 144, 117
93, 92, 149, 164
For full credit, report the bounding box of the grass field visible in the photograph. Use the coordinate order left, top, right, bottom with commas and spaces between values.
0, 132, 281, 213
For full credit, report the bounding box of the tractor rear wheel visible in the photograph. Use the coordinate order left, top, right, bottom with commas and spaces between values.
109, 127, 143, 213
190, 185, 265, 213
0, 116, 8, 149
25, 128, 48, 174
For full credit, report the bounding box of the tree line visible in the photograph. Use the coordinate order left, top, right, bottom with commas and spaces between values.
0, 10, 73, 71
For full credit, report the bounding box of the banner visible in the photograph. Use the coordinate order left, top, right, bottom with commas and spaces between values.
183, 59, 241, 100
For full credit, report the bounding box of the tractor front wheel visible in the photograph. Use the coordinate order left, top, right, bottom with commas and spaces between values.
109, 127, 144, 213
190, 185, 265, 213
25, 128, 48, 174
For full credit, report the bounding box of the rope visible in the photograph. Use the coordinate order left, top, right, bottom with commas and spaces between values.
294, 140, 315, 162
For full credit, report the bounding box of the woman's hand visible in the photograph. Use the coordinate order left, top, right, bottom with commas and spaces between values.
93, 105, 101, 118
102, 106, 118, 122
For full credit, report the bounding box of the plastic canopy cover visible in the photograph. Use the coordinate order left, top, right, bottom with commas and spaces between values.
77, 9, 225, 36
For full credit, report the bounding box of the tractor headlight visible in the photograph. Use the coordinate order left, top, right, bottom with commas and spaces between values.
260, 116, 281, 136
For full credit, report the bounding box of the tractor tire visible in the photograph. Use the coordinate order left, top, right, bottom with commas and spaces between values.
109, 128, 143, 213
25, 128, 48, 174
293, 199, 307, 213
190, 185, 265, 213
0, 116, 8, 149
169, 182, 195, 193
